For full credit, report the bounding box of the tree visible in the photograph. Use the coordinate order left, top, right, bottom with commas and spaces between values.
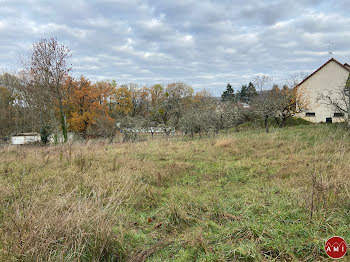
25, 38, 72, 142
152, 82, 193, 132
221, 102, 246, 131
166, 82, 193, 127
148, 84, 165, 124
40, 126, 51, 144
272, 84, 309, 127
64, 76, 114, 138
221, 83, 235, 102
193, 89, 212, 103
179, 106, 202, 137
247, 82, 258, 100
179, 92, 214, 137
111, 85, 133, 117
251, 75, 274, 133
0, 86, 15, 138
130, 86, 150, 117
237, 82, 257, 103
118, 115, 147, 142
150, 84, 164, 106
251, 78, 308, 132
251, 90, 277, 133
0, 73, 36, 137
180, 95, 232, 137
237, 84, 248, 102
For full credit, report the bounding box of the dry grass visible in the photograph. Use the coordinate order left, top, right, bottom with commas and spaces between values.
0, 143, 147, 261
0, 125, 349, 261
214, 138, 235, 148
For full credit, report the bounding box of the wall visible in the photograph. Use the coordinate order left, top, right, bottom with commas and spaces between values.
298, 60, 349, 123
11, 135, 41, 145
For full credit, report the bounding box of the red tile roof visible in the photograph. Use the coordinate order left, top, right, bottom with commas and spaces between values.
297, 58, 350, 87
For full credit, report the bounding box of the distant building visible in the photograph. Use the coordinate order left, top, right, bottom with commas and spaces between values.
297, 58, 350, 123
238, 102, 250, 108
11, 133, 40, 145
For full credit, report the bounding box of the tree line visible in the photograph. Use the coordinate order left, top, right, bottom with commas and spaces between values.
0, 38, 308, 143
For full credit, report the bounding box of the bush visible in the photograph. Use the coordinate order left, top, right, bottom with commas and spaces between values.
40, 126, 51, 144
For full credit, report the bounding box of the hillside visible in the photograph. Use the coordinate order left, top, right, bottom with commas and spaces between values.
0, 124, 349, 261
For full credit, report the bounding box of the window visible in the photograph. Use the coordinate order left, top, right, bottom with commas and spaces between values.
305, 112, 315, 117
326, 117, 332, 123
334, 112, 344, 117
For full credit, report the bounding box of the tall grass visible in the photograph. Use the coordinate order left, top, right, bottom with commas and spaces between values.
0, 124, 349, 261
0, 143, 143, 261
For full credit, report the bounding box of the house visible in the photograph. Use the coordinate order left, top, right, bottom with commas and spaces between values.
297, 58, 350, 123
238, 102, 250, 108
11, 133, 41, 145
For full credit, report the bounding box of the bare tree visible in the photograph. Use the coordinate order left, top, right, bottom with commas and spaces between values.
267, 84, 309, 127
179, 96, 246, 137
179, 95, 221, 137
179, 106, 201, 137
252, 74, 274, 132
251, 91, 277, 133
24, 38, 72, 142
286, 72, 309, 89
221, 102, 246, 131
252, 74, 273, 92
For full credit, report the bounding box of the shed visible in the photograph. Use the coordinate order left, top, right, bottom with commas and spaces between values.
11, 133, 41, 145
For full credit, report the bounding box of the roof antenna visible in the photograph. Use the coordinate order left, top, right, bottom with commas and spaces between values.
328, 42, 334, 58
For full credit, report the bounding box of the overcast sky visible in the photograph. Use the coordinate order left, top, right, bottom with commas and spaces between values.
0, 0, 349, 95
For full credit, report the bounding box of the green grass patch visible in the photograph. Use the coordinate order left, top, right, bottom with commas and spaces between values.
1, 124, 349, 261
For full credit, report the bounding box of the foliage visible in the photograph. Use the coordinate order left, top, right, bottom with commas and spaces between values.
237, 81, 257, 103
179, 106, 202, 136
149, 82, 193, 129
131, 86, 150, 117
64, 76, 114, 138
221, 83, 235, 102
25, 38, 72, 142
179, 96, 224, 135
0, 46, 314, 140
250, 77, 309, 132
112, 85, 133, 116
0, 86, 15, 138
273, 84, 309, 126
221, 102, 247, 130
0, 73, 35, 137
118, 115, 147, 142
39, 126, 51, 144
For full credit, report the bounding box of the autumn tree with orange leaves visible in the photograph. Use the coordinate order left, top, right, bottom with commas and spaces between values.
111, 85, 133, 117
63, 76, 114, 138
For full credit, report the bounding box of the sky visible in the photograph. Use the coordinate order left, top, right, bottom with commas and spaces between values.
0, 0, 350, 95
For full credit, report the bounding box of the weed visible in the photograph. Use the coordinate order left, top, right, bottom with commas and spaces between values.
0, 125, 349, 261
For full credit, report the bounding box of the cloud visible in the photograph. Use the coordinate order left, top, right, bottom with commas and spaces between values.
0, 0, 349, 95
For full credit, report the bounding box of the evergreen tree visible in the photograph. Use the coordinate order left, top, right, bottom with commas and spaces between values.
246, 82, 257, 100
237, 82, 257, 103
237, 84, 248, 102
221, 83, 235, 102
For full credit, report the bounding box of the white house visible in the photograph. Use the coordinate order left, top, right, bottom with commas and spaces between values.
11, 133, 41, 145
297, 58, 350, 123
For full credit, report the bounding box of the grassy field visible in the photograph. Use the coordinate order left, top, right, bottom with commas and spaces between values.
0, 124, 349, 261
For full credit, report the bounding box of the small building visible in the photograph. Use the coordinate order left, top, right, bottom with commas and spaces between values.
238, 102, 250, 108
11, 133, 41, 145
297, 58, 350, 123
